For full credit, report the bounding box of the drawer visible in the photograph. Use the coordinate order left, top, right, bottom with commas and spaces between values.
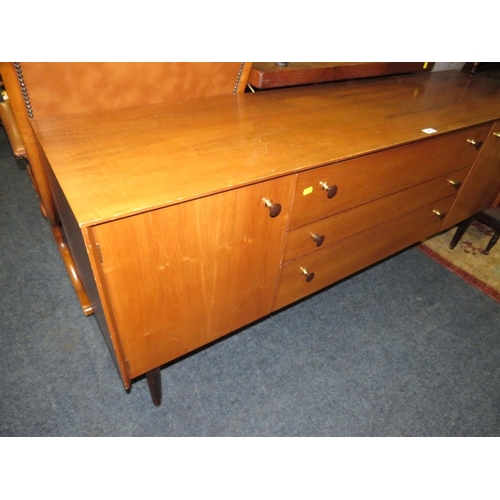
283, 167, 469, 263
289, 123, 492, 229
274, 195, 456, 311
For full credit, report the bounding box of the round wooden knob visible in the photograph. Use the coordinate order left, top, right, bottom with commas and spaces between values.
311, 233, 325, 247
300, 267, 315, 282
263, 198, 282, 218
319, 181, 338, 199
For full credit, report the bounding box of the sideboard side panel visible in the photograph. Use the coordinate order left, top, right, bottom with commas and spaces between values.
441, 121, 500, 230
43, 149, 131, 388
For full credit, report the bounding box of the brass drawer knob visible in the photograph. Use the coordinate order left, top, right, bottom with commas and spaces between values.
263, 198, 282, 218
319, 181, 338, 199
432, 209, 446, 220
446, 179, 461, 190
493, 132, 500, 138
466, 138, 483, 149
310, 233, 325, 247
300, 267, 315, 282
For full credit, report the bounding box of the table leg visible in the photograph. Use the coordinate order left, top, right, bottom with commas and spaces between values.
450, 216, 474, 249
483, 231, 499, 255
146, 368, 162, 407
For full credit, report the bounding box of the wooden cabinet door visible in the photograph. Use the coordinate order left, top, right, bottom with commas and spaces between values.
441, 121, 500, 230
91, 176, 295, 378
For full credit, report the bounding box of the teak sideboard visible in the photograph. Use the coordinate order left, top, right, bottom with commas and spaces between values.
32, 70, 500, 406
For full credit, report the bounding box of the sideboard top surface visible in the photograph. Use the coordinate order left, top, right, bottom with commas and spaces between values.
33, 70, 500, 227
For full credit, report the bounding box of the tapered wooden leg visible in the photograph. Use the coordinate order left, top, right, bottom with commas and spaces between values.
450, 217, 474, 249
483, 232, 499, 255
146, 368, 162, 407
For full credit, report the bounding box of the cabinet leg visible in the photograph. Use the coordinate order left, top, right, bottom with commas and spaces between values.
450, 217, 474, 249
146, 368, 162, 407
483, 231, 499, 255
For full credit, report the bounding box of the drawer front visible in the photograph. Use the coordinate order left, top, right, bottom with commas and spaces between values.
274, 195, 455, 311
289, 123, 492, 229
283, 168, 469, 263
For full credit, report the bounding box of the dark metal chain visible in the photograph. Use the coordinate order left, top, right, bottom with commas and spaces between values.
13, 62, 34, 118
233, 62, 245, 95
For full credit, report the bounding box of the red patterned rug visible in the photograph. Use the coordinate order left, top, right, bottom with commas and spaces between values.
419, 221, 500, 304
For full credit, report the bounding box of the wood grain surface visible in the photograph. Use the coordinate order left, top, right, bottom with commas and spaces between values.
91, 177, 295, 378
283, 168, 470, 263
32, 71, 500, 227
274, 196, 456, 310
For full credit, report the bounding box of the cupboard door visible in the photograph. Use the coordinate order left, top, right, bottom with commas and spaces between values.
92, 177, 295, 378
441, 121, 500, 230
